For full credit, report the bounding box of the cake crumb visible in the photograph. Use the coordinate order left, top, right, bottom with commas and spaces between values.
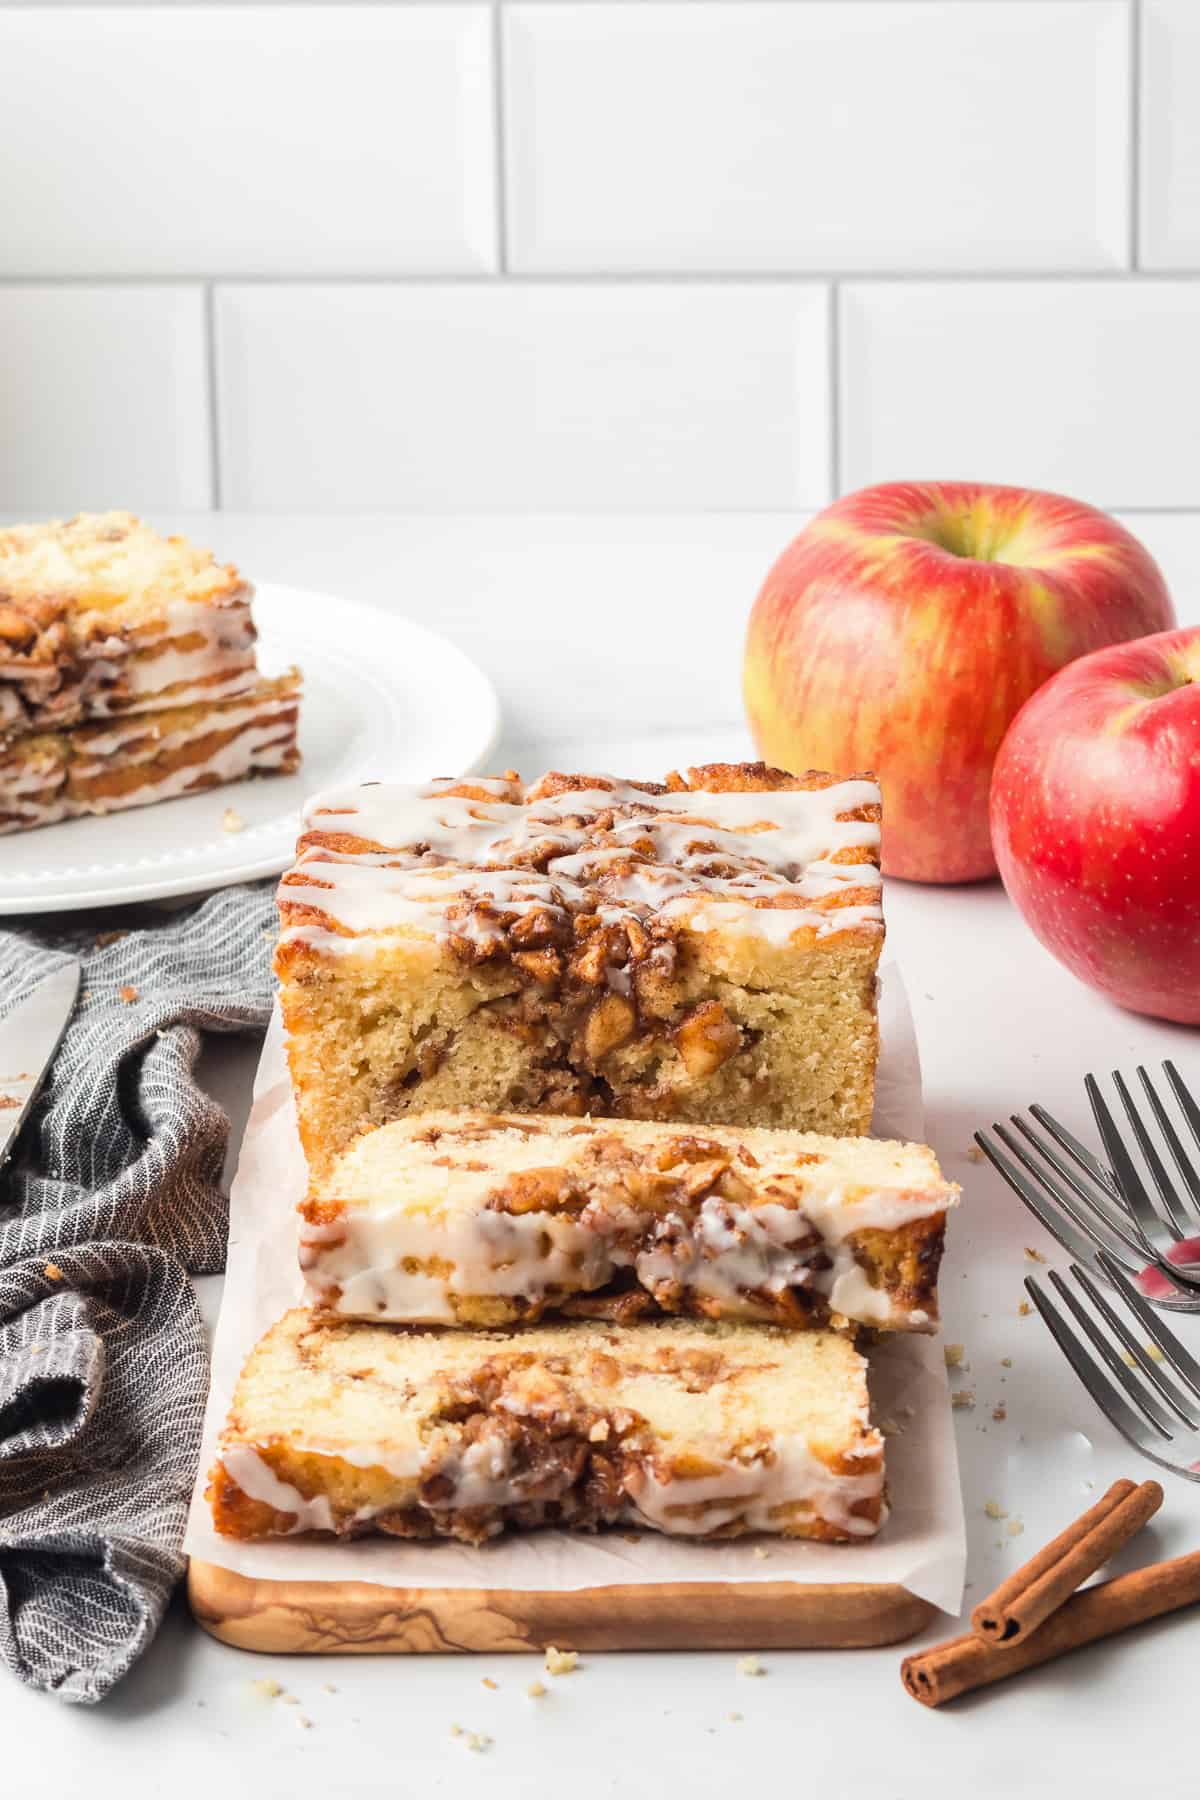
94, 929, 126, 948
43, 1263, 63, 1282
295, 1714, 313, 1731
728, 1711, 743, 1723
944, 1344, 966, 1368
526, 1680, 546, 1699
1145, 1343, 1165, 1362
461, 1730, 491, 1753
481, 1677, 498, 1691
450, 1724, 462, 1738
984, 1501, 1008, 1519
321, 1683, 337, 1694
992, 1402, 1008, 1422
951, 1389, 976, 1411
1018, 1301, 1033, 1317
1007, 1519, 1025, 1538
118, 985, 139, 1004
249, 1677, 283, 1701
282, 1693, 300, 1706
222, 806, 245, 834
1024, 1247, 1048, 1264
1000, 1357, 1013, 1368
588, 1420, 610, 1443
752, 1545, 771, 1561
1121, 1350, 1137, 1367
736, 1655, 765, 1677
966, 1145, 986, 1164
545, 1646, 578, 1676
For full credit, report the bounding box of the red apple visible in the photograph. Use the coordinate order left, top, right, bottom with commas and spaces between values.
743, 481, 1175, 882
991, 626, 1200, 1024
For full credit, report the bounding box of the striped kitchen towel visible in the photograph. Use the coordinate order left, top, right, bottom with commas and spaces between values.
0, 883, 275, 1703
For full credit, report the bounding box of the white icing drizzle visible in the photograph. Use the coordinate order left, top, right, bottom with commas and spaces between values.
627, 1436, 884, 1537
302, 1182, 945, 1330
279, 775, 883, 952
217, 1429, 883, 1541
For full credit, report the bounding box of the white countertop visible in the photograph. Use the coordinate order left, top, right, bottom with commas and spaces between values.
5, 511, 1200, 1799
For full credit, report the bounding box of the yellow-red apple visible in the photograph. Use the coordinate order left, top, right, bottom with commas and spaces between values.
992, 626, 1200, 1024
743, 481, 1175, 882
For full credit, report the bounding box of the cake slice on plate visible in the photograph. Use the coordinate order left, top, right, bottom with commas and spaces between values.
208, 1310, 886, 1545
299, 1111, 956, 1332
275, 763, 884, 1174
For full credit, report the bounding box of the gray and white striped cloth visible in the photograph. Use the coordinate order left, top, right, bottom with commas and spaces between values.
0, 883, 276, 1704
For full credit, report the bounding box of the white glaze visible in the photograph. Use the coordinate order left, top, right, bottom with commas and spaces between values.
303, 1182, 944, 1329
280, 775, 883, 952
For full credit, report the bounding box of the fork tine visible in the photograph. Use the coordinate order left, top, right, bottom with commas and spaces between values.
1024, 1275, 1172, 1450
1095, 1249, 1200, 1401
1003, 1116, 1149, 1259
1028, 1103, 1119, 1196
1045, 1270, 1181, 1437
1138, 1065, 1200, 1224
1068, 1263, 1200, 1425
1164, 1062, 1200, 1166
1087, 1073, 1181, 1245
974, 1129, 1141, 1276
1114, 1069, 1192, 1236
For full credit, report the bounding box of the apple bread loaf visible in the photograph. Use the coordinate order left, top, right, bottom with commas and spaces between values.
0, 671, 301, 834
208, 1309, 886, 1545
0, 511, 260, 744
300, 1111, 956, 1332
275, 763, 884, 1174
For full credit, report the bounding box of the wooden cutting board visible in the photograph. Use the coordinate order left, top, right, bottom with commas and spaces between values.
188, 1560, 935, 1654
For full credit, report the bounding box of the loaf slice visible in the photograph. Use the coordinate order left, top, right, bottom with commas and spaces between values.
0, 512, 259, 743
208, 1310, 885, 1545
301, 1111, 956, 1332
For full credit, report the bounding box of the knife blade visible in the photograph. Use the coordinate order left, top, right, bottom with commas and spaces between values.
0, 960, 81, 1174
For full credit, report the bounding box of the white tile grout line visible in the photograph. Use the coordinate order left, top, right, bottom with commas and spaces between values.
1130, 0, 1142, 271
3, 270, 1199, 288
828, 280, 841, 501
203, 282, 223, 511
492, 0, 510, 275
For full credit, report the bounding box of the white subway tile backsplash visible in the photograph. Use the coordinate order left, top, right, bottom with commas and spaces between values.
0, 286, 210, 513
840, 281, 1200, 509
505, 1, 1130, 275
215, 283, 830, 511
0, 7, 495, 277
1141, 1, 1200, 269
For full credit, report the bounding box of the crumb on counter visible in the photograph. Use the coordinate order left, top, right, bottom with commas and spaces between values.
249, 1677, 283, 1701
296, 1714, 313, 1731
526, 1680, 547, 1699
965, 1145, 986, 1164
1018, 1301, 1033, 1317
1007, 1520, 1025, 1538
482, 1677, 498, 1691
992, 1402, 1008, 1422
222, 806, 245, 834
984, 1500, 1008, 1520
1024, 1247, 1047, 1264
736, 1655, 765, 1677
545, 1646, 578, 1676
1000, 1357, 1013, 1368
728, 1712, 743, 1723
1146, 1343, 1165, 1362
752, 1545, 771, 1560
951, 1389, 976, 1411
944, 1344, 965, 1368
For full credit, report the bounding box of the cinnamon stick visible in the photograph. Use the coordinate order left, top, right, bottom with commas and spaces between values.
971, 1478, 1163, 1647
902, 1550, 1200, 1708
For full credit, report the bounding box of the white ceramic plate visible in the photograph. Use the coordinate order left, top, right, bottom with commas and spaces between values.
0, 583, 501, 915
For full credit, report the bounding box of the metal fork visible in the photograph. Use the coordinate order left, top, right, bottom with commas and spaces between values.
975, 1060, 1200, 1314
1026, 1252, 1200, 1483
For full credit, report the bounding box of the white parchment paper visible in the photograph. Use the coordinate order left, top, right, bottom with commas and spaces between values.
184, 963, 966, 1615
